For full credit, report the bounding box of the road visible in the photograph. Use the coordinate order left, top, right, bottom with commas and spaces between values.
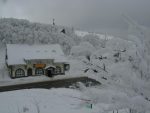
0, 76, 100, 92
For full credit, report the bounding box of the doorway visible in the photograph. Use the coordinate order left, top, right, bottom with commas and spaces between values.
46, 67, 55, 77
27, 68, 32, 76
48, 70, 52, 77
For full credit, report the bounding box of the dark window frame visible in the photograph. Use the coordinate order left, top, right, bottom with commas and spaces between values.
55, 66, 61, 74
64, 64, 70, 71
35, 68, 44, 75
15, 68, 25, 77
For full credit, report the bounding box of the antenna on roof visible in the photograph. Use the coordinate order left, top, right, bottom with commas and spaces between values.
53, 18, 55, 26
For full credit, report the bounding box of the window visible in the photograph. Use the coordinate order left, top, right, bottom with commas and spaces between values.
35, 68, 44, 75
55, 66, 61, 74
64, 64, 70, 71
15, 68, 25, 77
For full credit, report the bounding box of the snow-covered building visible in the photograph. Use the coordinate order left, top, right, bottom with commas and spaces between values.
5, 44, 70, 78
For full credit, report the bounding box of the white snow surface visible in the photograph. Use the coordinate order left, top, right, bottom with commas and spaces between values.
6, 44, 67, 65
0, 88, 128, 113
75, 30, 114, 40
0, 88, 85, 113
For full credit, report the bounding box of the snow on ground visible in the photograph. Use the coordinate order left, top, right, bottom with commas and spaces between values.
0, 88, 128, 113
75, 30, 114, 40
0, 88, 85, 113
75, 30, 90, 37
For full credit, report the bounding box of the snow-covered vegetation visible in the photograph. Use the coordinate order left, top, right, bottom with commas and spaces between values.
74, 16, 150, 113
0, 17, 150, 113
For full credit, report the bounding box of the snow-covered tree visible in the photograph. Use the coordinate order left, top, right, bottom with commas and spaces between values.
0, 18, 78, 54
71, 41, 95, 60
76, 19, 150, 112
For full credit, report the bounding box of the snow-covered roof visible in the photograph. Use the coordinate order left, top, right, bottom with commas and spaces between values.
6, 44, 68, 65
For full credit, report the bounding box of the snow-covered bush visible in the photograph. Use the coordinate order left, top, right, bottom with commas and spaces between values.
71, 41, 95, 59
72, 28, 150, 112
76, 18, 150, 113
82, 34, 102, 48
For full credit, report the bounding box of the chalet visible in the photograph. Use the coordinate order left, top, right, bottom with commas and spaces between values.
5, 44, 70, 78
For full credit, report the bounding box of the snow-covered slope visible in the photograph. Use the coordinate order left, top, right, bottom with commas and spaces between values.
0, 18, 76, 55
0, 88, 129, 113
75, 30, 114, 40
0, 18, 112, 80
0, 17, 150, 113
0, 88, 84, 113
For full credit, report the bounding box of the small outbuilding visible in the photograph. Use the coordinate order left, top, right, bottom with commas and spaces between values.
5, 44, 70, 78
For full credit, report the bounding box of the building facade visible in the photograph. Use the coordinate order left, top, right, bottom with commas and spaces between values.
6, 44, 69, 78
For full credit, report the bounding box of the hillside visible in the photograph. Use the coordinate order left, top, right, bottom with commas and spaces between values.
0, 18, 76, 54
0, 18, 109, 54
0, 18, 150, 113
0, 18, 108, 79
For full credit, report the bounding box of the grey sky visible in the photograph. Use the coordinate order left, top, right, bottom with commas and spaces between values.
0, 0, 150, 33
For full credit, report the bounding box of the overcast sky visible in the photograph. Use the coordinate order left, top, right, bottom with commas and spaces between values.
0, 0, 150, 34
